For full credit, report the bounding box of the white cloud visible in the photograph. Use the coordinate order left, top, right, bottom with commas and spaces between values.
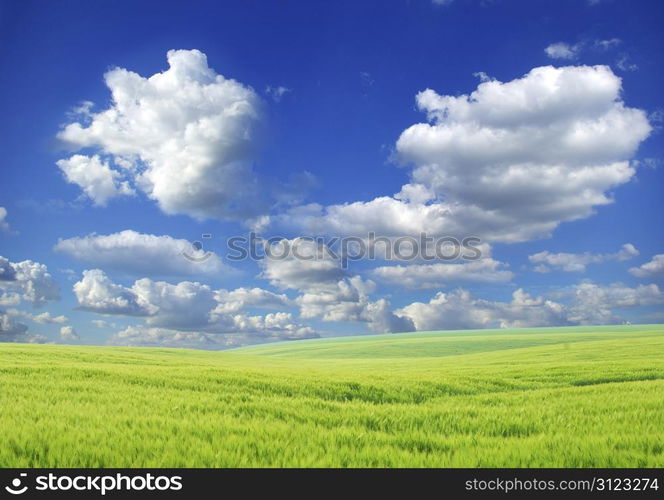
0, 257, 16, 281
74, 269, 149, 316
67, 100, 94, 118
110, 326, 224, 348
399, 288, 568, 331
58, 49, 266, 221
110, 321, 318, 349
131, 278, 218, 329
545, 39, 621, 61
259, 238, 346, 290
256, 238, 410, 333
265, 85, 291, 102
0, 292, 20, 307
544, 38, 639, 75
630, 254, 664, 279
546, 38, 629, 69
373, 258, 513, 289
229, 312, 318, 339
297, 276, 374, 322
91, 319, 115, 328
397, 65, 650, 240
0, 207, 10, 232
56, 154, 134, 206
398, 282, 664, 331
529, 243, 639, 273
273, 65, 651, 244
616, 54, 638, 72
73, 270, 316, 340
7, 309, 68, 324
110, 316, 318, 348
0, 311, 28, 336
363, 299, 415, 334
11, 261, 61, 306
0, 310, 47, 343
0, 257, 60, 306
60, 325, 80, 341
296, 276, 412, 333
55, 230, 227, 277
271, 195, 454, 238
565, 282, 664, 324
212, 287, 291, 314
594, 38, 621, 50
545, 42, 580, 60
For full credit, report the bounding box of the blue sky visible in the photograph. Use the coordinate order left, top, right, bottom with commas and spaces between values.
1, 0, 663, 348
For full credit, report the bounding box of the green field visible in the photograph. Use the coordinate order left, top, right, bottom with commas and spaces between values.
1, 325, 663, 467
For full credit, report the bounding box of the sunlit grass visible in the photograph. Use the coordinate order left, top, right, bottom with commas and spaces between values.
0, 325, 662, 467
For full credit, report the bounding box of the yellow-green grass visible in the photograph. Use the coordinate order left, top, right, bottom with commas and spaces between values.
0, 325, 663, 467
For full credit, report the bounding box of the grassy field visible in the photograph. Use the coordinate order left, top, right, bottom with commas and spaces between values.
0, 324, 663, 467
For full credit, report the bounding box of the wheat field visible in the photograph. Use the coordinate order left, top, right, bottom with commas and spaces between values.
0, 325, 662, 467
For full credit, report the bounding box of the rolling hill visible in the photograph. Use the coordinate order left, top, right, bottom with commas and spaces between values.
0, 324, 662, 467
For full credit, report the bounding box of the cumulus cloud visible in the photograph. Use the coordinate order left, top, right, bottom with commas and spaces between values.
397, 282, 664, 331
396, 65, 650, 240
212, 287, 292, 314
296, 276, 413, 333
297, 275, 375, 322
363, 299, 415, 334
56, 154, 134, 206
130, 278, 218, 329
55, 230, 228, 277
33, 312, 68, 324
57, 49, 267, 221
272, 65, 651, 244
529, 243, 639, 273
257, 239, 411, 333
399, 288, 568, 331
0, 310, 47, 343
72, 270, 317, 341
74, 269, 149, 316
229, 312, 318, 339
7, 309, 68, 324
0, 292, 20, 307
0, 311, 28, 337
109, 320, 318, 349
110, 325, 224, 348
372, 258, 513, 289
565, 282, 664, 324
259, 238, 346, 290
73, 269, 218, 325
11, 261, 61, 306
0, 257, 60, 306
0, 257, 16, 281
630, 254, 664, 279
271, 195, 453, 238
60, 325, 80, 341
